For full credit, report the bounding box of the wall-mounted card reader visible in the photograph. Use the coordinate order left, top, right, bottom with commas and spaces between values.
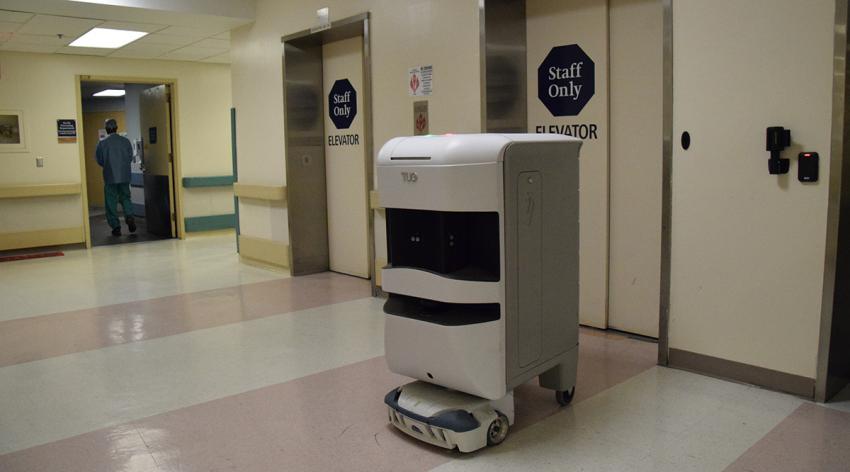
766, 126, 791, 175
798, 152, 819, 183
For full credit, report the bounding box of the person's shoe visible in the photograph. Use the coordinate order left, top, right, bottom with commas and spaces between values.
111, 227, 121, 236
127, 218, 137, 233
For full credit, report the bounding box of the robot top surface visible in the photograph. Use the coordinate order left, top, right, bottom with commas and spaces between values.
378, 133, 581, 166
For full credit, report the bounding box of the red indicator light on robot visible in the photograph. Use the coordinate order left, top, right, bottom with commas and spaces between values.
803, 153, 812, 157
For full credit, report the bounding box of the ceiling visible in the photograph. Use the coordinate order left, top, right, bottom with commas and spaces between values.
0, 7, 245, 63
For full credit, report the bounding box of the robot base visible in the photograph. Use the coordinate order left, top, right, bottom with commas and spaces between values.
384, 381, 515, 453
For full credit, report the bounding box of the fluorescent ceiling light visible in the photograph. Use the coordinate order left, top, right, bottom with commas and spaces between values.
69, 28, 148, 49
93, 89, 126, 97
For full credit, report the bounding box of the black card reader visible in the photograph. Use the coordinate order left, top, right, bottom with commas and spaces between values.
798, 152, 819, 183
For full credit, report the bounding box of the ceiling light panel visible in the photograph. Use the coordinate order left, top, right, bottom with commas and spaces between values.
93, 89, 125, 97
69, 27, 147, 48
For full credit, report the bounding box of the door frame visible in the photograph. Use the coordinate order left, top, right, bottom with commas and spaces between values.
657, 0, 673, 365
281, 13, 375, 289
815, 0, 850, 402
76, 75, 185, 248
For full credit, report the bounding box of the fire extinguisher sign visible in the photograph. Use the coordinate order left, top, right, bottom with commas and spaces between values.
408, 65, 433, 96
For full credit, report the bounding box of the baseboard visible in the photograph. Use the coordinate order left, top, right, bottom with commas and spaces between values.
668, 348, 815, 399
184, 214, 236, 232
238, 235, 289, 269
0, 226, 85, 251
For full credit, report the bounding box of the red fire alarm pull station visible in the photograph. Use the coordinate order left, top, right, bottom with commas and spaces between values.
798, 152, 819, 183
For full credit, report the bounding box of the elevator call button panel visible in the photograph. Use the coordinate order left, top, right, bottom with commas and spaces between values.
798, 152, 819, 183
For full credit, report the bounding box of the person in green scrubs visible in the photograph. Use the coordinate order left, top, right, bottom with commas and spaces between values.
96, 118, 136, 236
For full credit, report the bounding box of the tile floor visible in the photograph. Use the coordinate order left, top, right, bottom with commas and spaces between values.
0, 234, 848, 471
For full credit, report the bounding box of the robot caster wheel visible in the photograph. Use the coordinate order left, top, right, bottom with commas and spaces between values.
555, 386, 575, 406
486, 413, 510, 446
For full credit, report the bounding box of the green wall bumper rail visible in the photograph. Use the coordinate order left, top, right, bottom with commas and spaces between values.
184, 214, 236, 232
182, 176, 235, 188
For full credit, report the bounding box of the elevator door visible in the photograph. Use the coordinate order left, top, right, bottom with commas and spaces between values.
607, 0, 663, 337
670, 0, 832, 375
322, 36, 369, 278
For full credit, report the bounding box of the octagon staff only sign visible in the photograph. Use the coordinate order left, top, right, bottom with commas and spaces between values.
534, 44, 599, 140
328, 78, 359, 146
538, 44, 594, 116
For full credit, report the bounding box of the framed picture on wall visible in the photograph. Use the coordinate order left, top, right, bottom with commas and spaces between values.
0, 110, 26, 152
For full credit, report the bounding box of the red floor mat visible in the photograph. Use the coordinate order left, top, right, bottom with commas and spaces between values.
0, 251, 64, 263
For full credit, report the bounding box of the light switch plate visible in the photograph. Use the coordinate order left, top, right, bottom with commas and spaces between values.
36, 156, 44, 168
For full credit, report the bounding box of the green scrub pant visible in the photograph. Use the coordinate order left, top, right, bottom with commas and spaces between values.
104, 183, 134, 230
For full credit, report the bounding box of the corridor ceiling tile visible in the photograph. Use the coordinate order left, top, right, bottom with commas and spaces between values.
0, 10, 34, 23
97, 21, 167, 34
161, 46, 224, 61
190, 38, 228, 50
0, 21, 22, 33
0, 42, 58, 53
114, 42, 174, 55
134, 32, 199, 46
157, 24, 225, 37
17, 14, 101, 37
56, 45, 112, 56
108, 49, 159, 59
201, 52, 230, 64
4, 32, 69, 46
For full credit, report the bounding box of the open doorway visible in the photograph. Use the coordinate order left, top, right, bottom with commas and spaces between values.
80, 80, 178, 247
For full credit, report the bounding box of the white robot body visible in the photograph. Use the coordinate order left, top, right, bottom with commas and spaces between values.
378, 134, 581, 451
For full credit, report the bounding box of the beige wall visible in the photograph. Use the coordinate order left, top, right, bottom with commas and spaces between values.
670, 0, 835, 379
0, 51, 233, 239
230, 0, 483, 250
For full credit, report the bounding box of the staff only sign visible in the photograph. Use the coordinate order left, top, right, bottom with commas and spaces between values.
328, 78, 360, 146
535, 44, 598, 140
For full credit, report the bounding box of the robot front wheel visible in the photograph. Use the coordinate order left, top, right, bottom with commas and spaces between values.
486, 412, 510, 446
555, 386, 576, 406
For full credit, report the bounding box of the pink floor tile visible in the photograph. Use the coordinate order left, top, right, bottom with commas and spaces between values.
725, 402, 850, 472
0, 273, 371, 368
0, 330, 657, 472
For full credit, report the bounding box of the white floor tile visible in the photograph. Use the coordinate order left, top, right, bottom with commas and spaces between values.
430, 368, 803, 472
0, 297, 385, 454
0, 235, 287, 322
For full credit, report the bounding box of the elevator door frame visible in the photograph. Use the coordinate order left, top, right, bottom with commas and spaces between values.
282, 13, 375, 291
